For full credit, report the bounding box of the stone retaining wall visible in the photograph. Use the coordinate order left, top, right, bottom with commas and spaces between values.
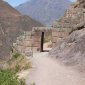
13, 27, 70, 57
52, 28, 70, 47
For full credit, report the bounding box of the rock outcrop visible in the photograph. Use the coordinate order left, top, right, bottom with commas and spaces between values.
77, 0, 85, 8
49, 0, 85, 72
49, 29, 85, 72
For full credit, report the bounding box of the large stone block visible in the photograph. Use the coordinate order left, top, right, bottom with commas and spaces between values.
32, 36, 41, 42
23, 41, 32, 47
32, 42, 40, 47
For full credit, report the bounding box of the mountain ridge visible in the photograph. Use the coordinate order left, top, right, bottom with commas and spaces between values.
16, 0, 71, 25
0, 0, 21, 16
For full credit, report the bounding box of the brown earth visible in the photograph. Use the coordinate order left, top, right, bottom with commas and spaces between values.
0, 0, 43, 60
0, 0, 20, 16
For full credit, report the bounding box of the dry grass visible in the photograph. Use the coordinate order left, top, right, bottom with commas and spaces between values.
6, 47, 32, 73
7, 52, 32, 73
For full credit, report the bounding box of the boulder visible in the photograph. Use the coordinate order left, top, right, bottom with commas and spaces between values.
49, 28, 85, 72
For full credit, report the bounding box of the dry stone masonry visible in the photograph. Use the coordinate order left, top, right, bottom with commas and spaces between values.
13, 27, 70, 57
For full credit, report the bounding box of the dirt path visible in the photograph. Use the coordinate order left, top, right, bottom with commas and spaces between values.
26, 52, 85, 85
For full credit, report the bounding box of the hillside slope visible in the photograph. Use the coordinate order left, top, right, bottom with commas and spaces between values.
49, 0, 85, 72
0, 0, 43, 60
16, 0, 71, 25
0, 0, 20, 16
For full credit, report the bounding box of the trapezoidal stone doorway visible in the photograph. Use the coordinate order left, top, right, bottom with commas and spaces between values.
13, 27, 70, 57
40, 32, 52, 52
32, 27, 53, 52
31, 27, 69, 53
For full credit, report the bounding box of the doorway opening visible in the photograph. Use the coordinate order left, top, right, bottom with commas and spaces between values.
40, 32, 52, 52
41, 32, 44, 52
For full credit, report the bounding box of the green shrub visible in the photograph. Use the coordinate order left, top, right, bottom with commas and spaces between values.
15, 64, 21, 73
12, 52, 21, 59
0, 69, 27, 85
0, 69, 19, 85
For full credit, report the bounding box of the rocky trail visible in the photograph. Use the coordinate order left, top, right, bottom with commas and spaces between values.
26, 52, 85, 85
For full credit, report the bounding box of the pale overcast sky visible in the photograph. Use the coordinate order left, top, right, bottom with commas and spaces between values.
3, 0, 77, 7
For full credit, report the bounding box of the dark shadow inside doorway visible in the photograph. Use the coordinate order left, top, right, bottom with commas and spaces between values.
40, 32, 50, 52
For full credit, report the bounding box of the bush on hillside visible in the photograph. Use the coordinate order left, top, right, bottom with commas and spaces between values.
8, 49, 32, 73
0, 69, 27, 85
0, 69, 19, 85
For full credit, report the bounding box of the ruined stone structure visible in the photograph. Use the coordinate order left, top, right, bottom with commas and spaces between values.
13, 0, 85, 57
13, 27, 70, 57
32, 27, 70, 50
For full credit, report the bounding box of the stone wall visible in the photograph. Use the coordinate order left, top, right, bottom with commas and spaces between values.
13, 31, 33, 57
32, 27, 70, 50
32, 27, 52, 52
13, 27, 70, 57
52, 28, 69, 47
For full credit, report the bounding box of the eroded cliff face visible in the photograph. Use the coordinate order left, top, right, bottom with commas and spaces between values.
53, 0, 85, 36
53, 0, 85, 29
77, 0, 85, 8
50, 0, 85, 72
